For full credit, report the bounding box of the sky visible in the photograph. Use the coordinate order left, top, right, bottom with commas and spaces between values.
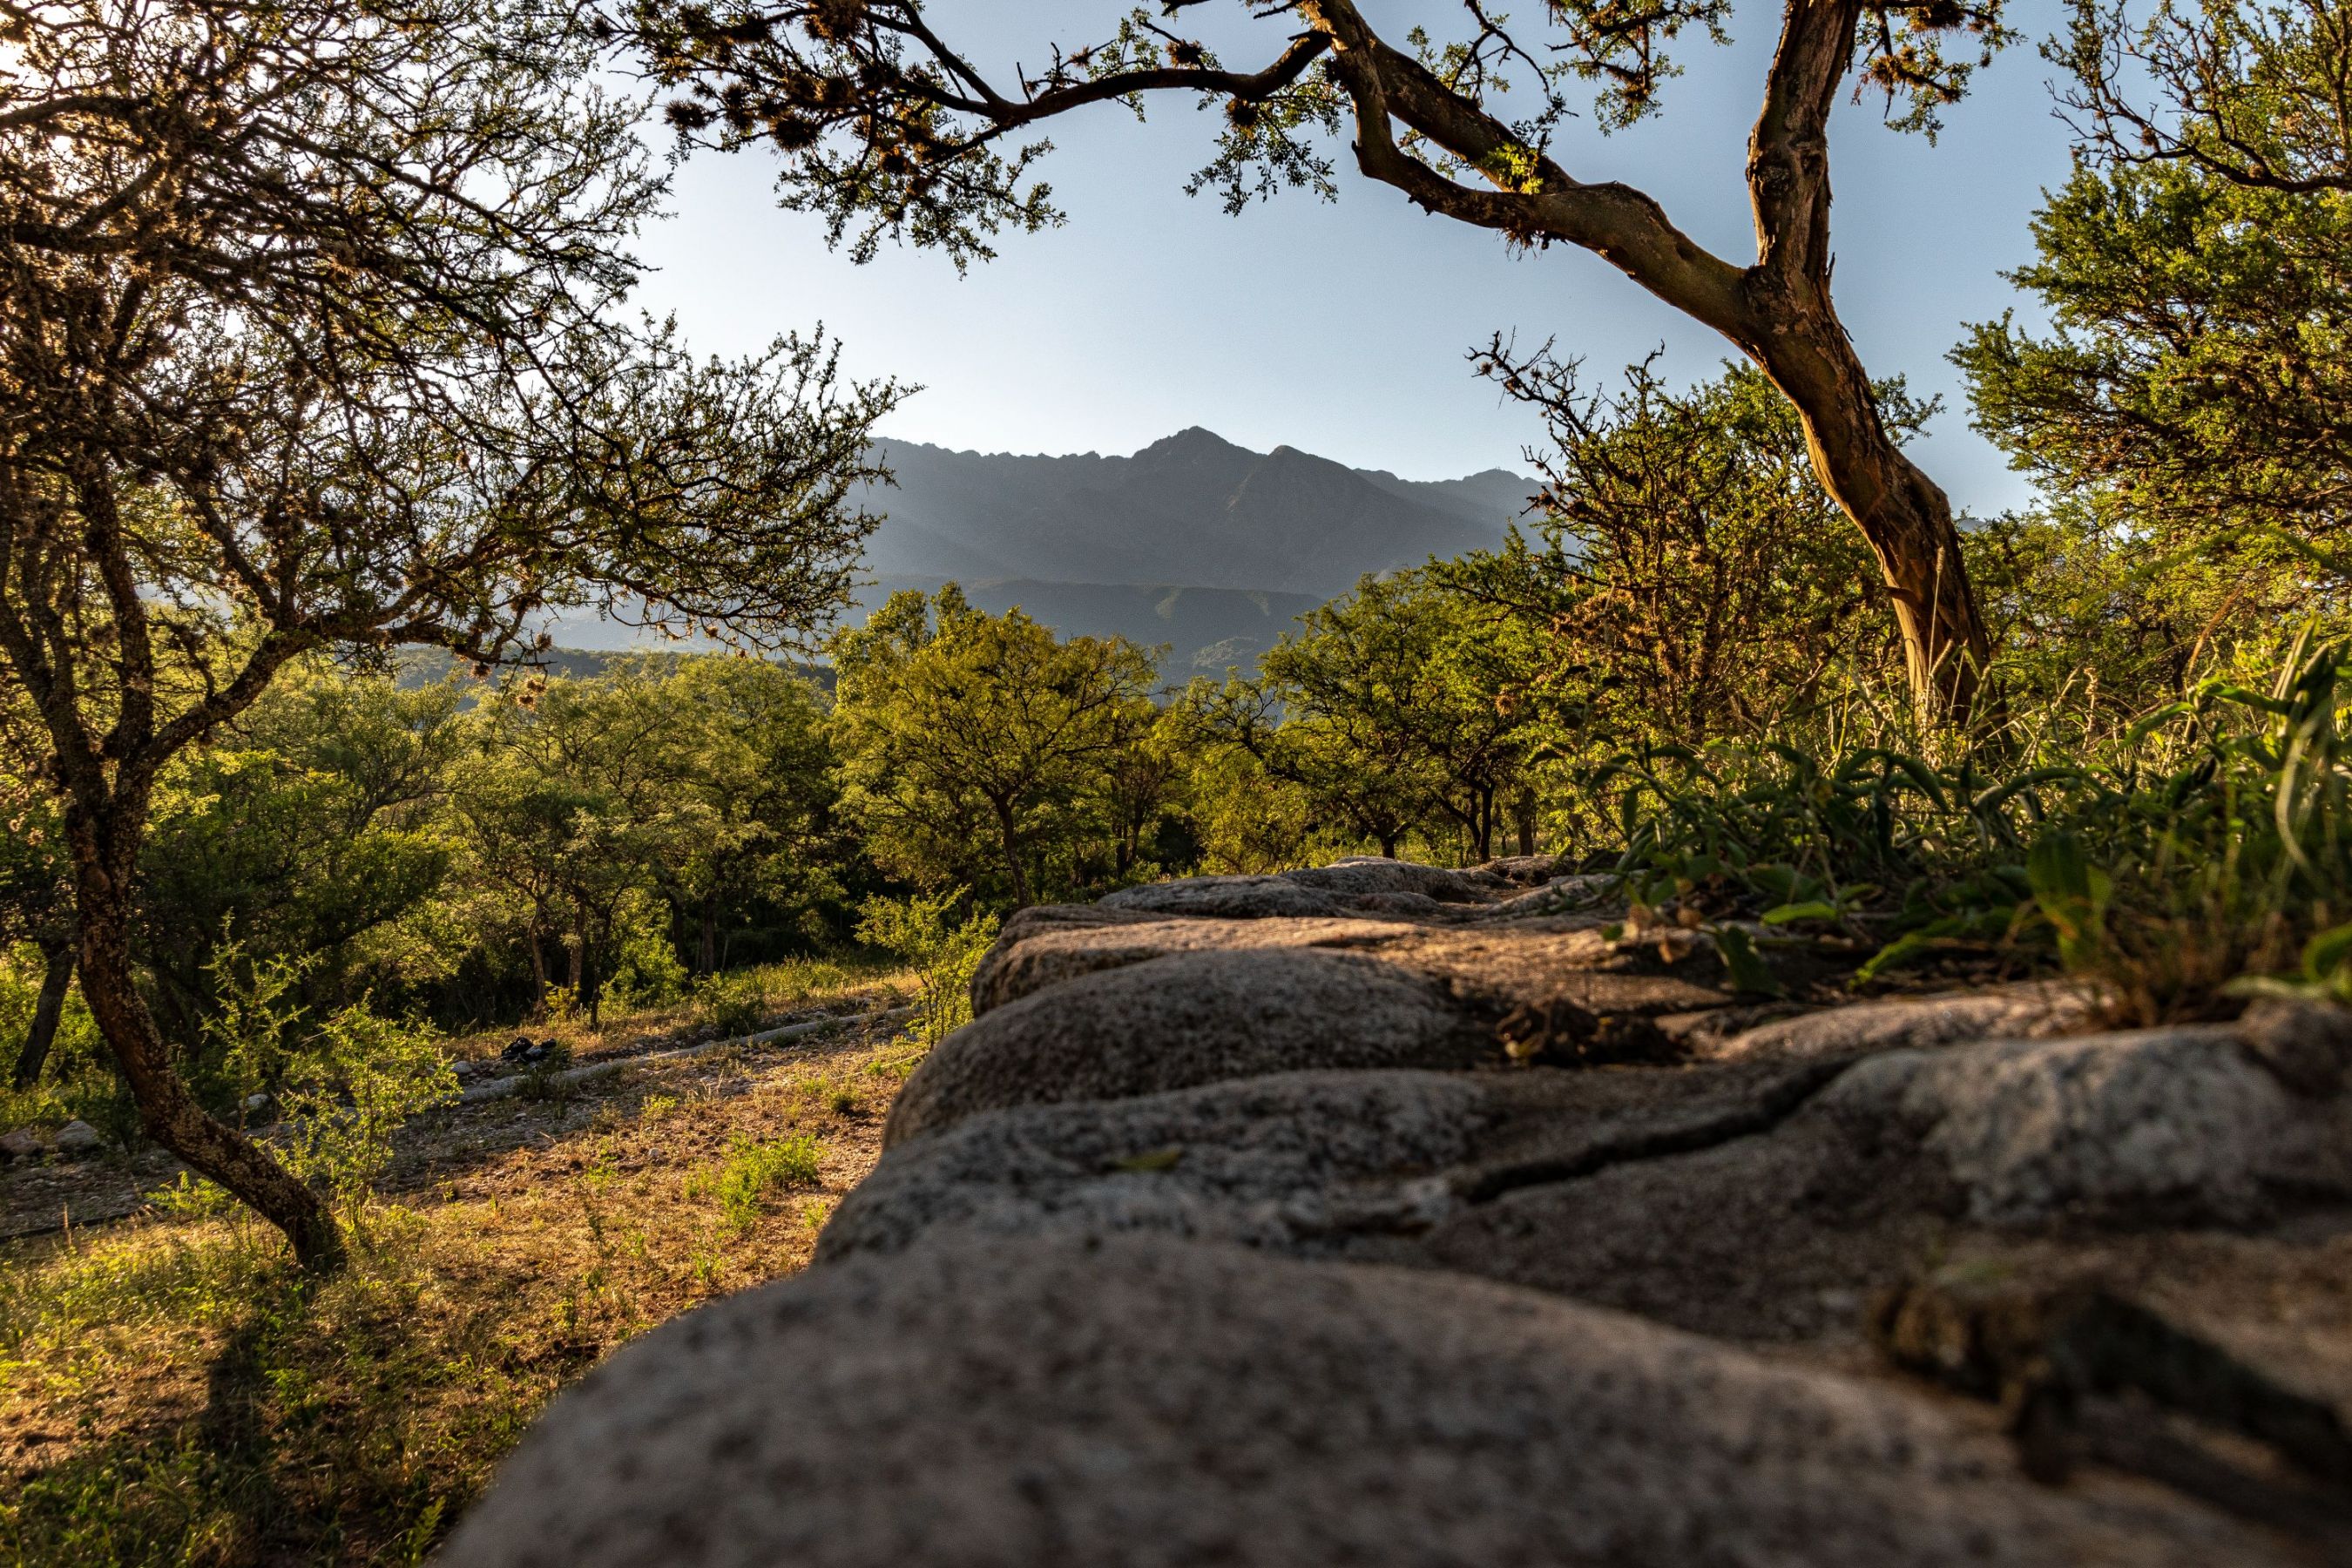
628, 0, 2082, 516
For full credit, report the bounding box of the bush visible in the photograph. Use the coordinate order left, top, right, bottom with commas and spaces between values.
278, 1005, 457, 1213
1593, 636, 2352, 1024
602, 888, 689, 1010
696, 971, 772, 1038
855, 891, 999, 1046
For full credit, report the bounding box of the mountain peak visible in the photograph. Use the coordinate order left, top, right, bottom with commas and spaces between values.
1135, 426, 1254, 461
854, 430, 1531, 597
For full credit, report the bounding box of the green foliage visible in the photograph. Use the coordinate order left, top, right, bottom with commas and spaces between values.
697, 971, 774, 1038
706, 1133, 824, 1232
1599, 636, 2352, 1020
1186, 567, 1548, 863
1464, 351, 1910, 746
277, 1008, 458, 1214
0, 942, 113, 1132
856, 891, 1000, 1047
830, 585, 1165, 906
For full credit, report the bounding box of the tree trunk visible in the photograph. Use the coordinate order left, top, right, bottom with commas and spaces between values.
11, 931, 74, 1089
699, 896, 719, 977
1378, 831, 1400, 860
75, 879, 343, 1272
526, 914, 550, 1017
1514, 789, 1538, 857
990, 797, 1033, 908
1749, 318, 1994, 720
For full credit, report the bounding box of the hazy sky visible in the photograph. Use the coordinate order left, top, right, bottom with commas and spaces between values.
629, 0, 2080, 515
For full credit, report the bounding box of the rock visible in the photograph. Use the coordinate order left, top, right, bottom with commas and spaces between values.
1409, 1024, 2352, 1346
1099, 874, 1383, 919
1095, 860, 1540, 922
2235, 998, 2352, 1098
51, 1119, 102, 1155
970, 904, 1726, 1029
1820, 1025, 2352, 1227
1705, 981, 2104, 1064
970, 912, 1409, 1017
443, 1230, 2283, 1568
0, 1126, 44, 1160
824, 1071, 1492, 1263
884, 949, 1494, 1147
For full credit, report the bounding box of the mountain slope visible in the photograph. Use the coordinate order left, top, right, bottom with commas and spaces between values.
858, 429, 1532, 598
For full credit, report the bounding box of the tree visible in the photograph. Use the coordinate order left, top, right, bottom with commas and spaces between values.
0, 779, 74, 1089
135, 670, 463, 1054
1450, 354, 1896, 745
0, 0, 898, 1268
626, 0, 2014, 717
654, 657, 840, 974
830, 586, 1159, 907
1957, 0, 2352, 612
1953, 0, 2352, 673
1195, 570, 1543, 862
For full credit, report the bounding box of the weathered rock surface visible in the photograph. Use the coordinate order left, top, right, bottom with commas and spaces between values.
445, 1231, 2292, 1568
455, 857, 2352, 1561
882, 948, 1495, 1147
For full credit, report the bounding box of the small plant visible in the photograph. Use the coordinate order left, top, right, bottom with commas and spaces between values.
279, 1004, 458, 1215
512, 1041, 577, 1103
1592, 635, 2352, 1024
696, 971, 771, 1039
638, 1093, 681, 1125
710, 1133, 823, 1232
145, 1172, 236, 1219
856, 890, 999, 1047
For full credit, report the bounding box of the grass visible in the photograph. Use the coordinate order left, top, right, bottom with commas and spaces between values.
702, 1135, 825, 1234
1592, 638, 2352, 1023
0, 974, 926, 1567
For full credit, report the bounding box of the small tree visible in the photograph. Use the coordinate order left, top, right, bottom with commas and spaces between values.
1450, 354, 1898, 746
626, 0, 2018, 718
0, 0, 898, 1268
830, 586, 1159, 907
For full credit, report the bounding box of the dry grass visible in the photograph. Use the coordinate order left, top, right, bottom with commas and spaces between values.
0, 970, 923, 1567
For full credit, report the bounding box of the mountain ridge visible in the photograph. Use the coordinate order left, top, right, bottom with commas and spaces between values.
855, 429, 1536, 599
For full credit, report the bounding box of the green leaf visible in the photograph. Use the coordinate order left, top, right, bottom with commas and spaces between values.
1712, 925, 1784, 997
2303, 923, 2352, 983
1761, 901, 1841, 925
1112, 1146, 1184, 1173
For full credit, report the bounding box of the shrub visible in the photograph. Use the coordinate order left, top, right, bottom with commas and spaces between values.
855, 891, 999, 1046
279, 1005, 458, 1213
1594, 635, 2352, 1024
696, 971, 772, 1038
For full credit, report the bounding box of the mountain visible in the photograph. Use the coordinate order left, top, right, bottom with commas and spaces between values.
849, 576, 1326, 679
856, 429, 1535, 599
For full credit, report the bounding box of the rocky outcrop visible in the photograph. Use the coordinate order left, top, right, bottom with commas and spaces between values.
447, 859, 2352, 1565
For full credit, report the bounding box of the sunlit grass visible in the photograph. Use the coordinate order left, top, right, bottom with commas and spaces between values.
0, 1016, 906, 1566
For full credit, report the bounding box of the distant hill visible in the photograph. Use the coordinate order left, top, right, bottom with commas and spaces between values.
857, 429, 1534, 599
